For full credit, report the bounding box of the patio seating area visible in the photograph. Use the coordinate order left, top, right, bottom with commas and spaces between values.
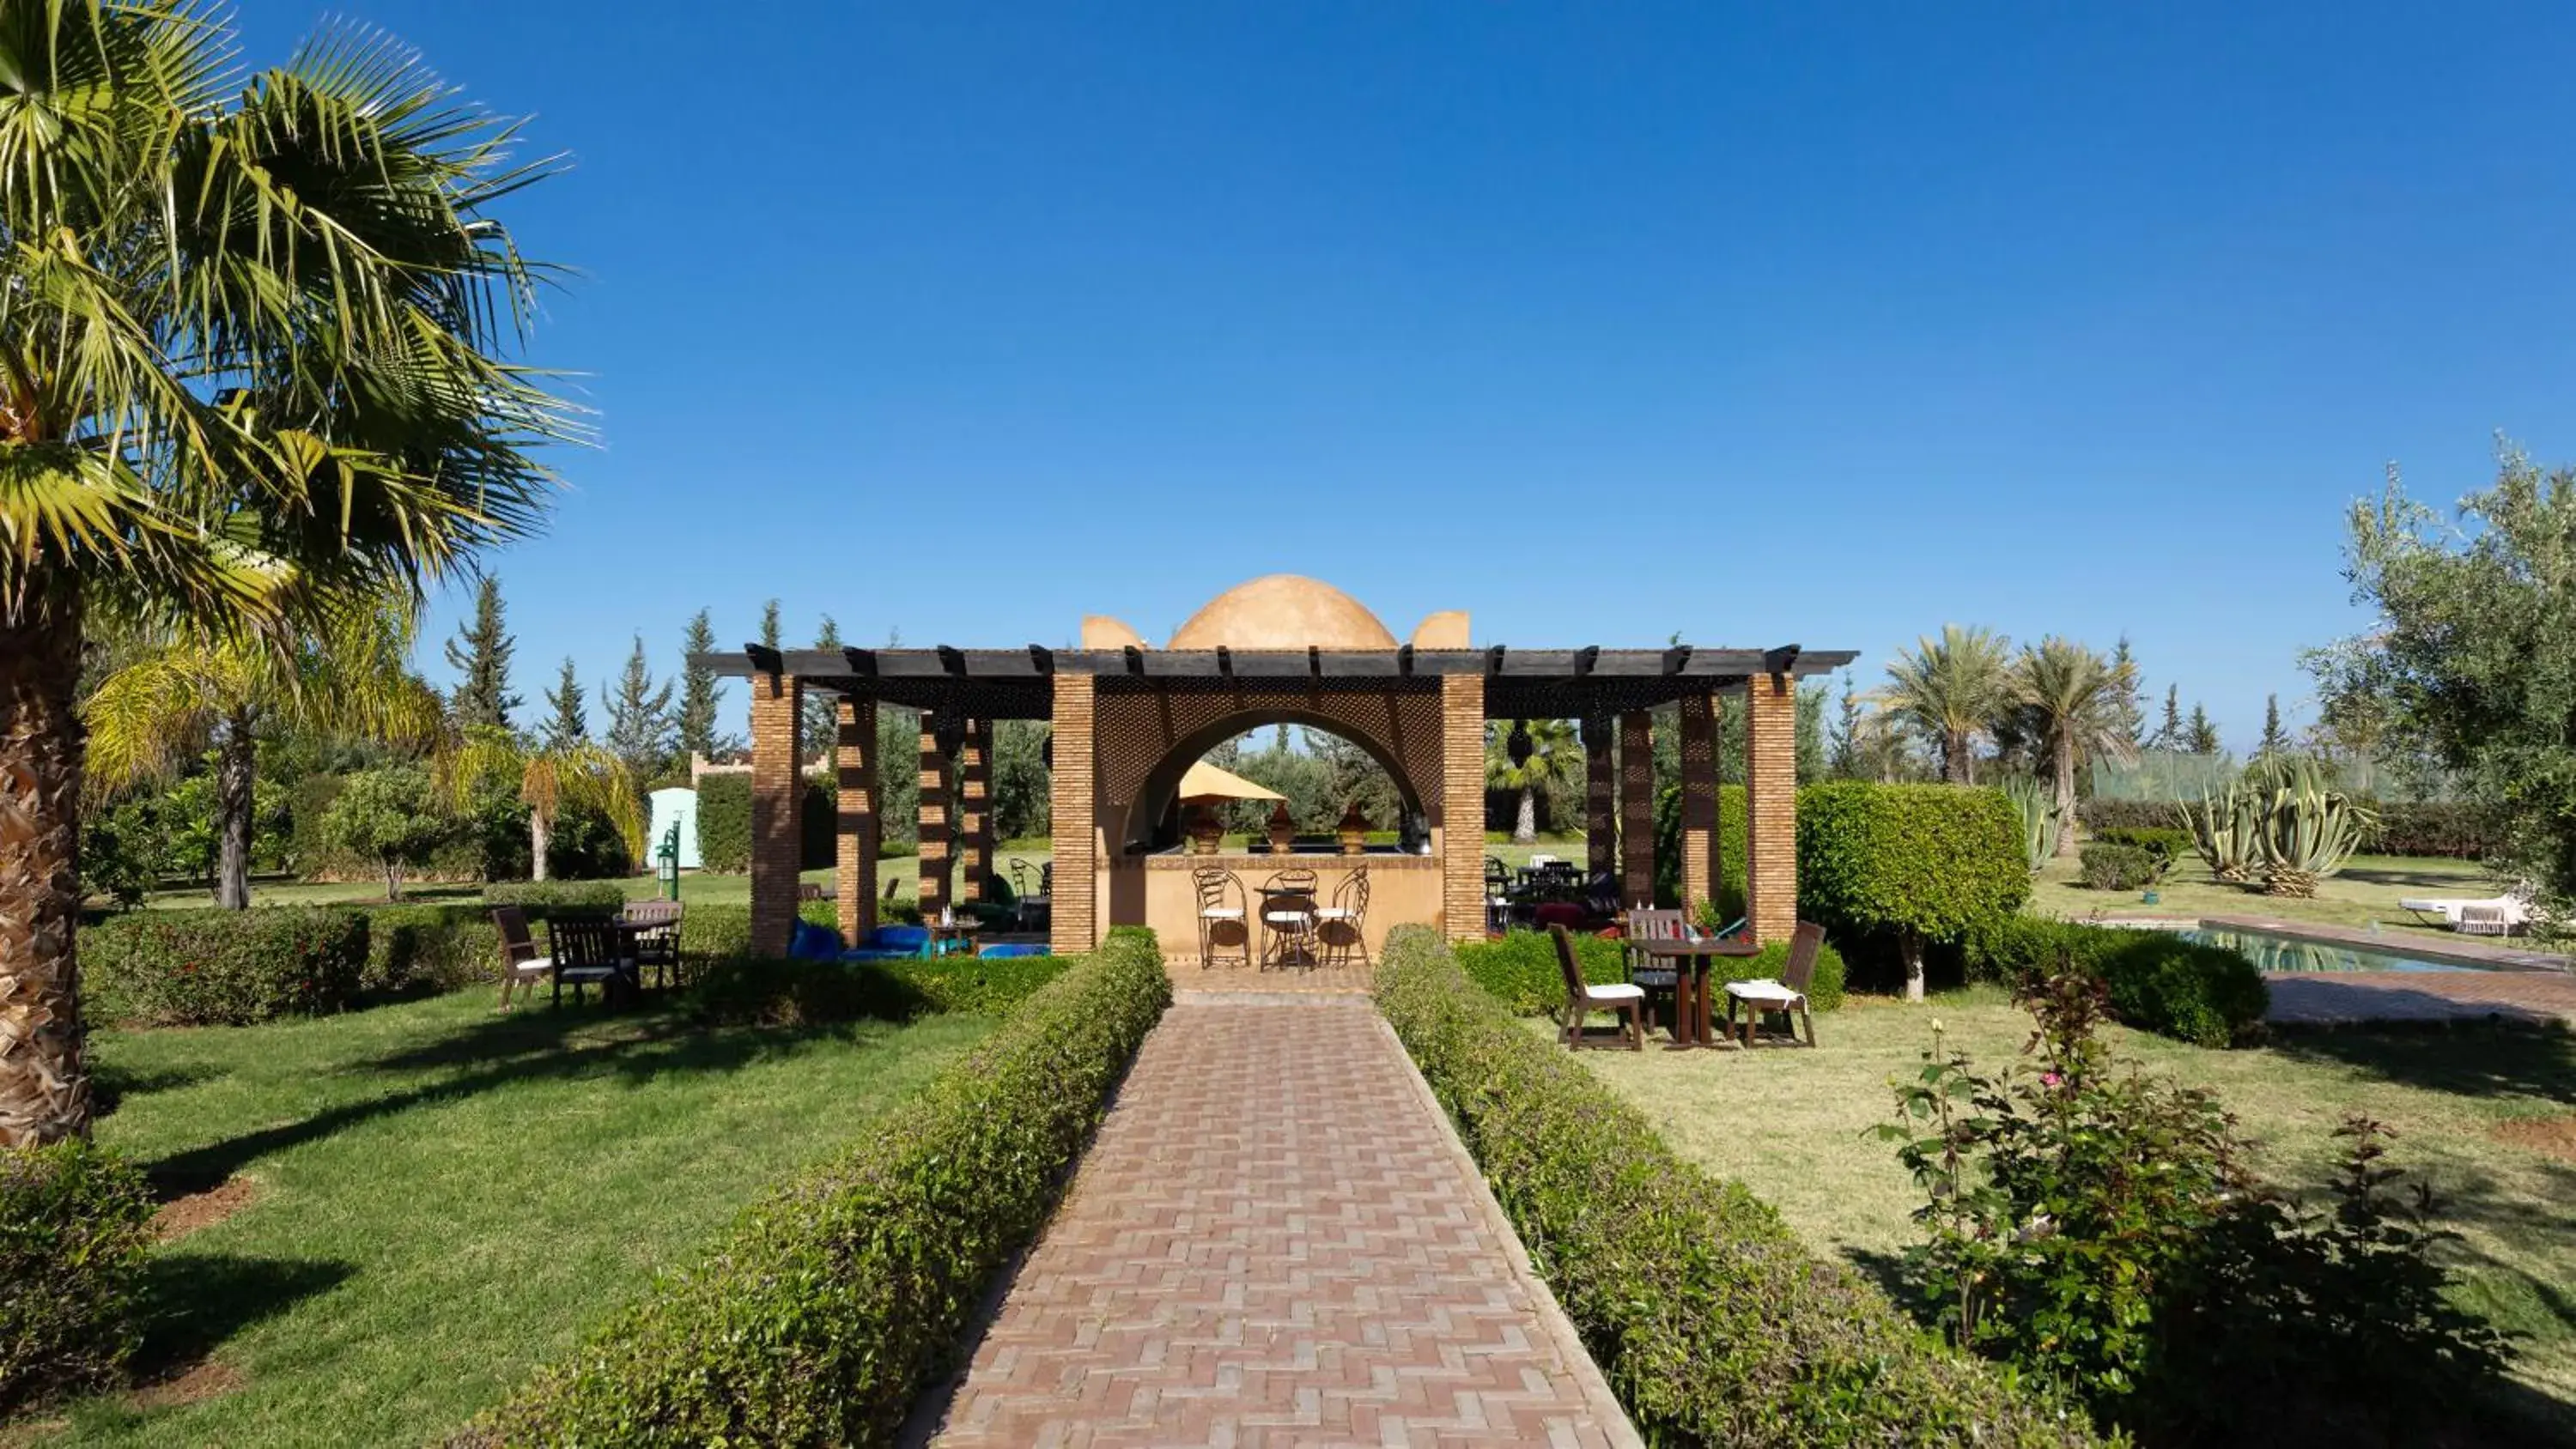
490, 898, 690, 1008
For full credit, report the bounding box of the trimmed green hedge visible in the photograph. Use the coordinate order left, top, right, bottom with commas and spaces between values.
1799, 783, 2029, 990
695, 773, 835, 874
83, 907, 369, 1026
691, 953, 1072, 1026
1969, 917, 2269, 1047
483, 881, 629, 912
466, 928, 1171, 1446
1455, 929, 1844, 1016
0, 1140, 154, 1415
2077, 842, 2160, 891
1375, 928, 2094, 1446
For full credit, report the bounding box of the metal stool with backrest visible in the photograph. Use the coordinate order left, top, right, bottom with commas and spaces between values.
1552, 923, 1644, 1050
1724, 920, 1826, 1047
1484, 856, 1514, 932
1317, 866, 1371, 970
1260, 867, 1321, 969
1194, 867, 1251, 969
1623, 906, 1688, 1040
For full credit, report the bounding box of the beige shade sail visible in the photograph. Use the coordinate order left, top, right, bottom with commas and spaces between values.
1178, 760, 1285, 803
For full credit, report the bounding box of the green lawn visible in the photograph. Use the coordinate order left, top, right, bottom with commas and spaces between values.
1571, 993, 2576, 1433
36, 991, 989, 1446
2028, 850, 2547, 950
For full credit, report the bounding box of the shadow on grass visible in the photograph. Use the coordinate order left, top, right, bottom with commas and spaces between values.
143, 1003, 887, 1197
131, 1252, 354, 1384
2269, 1022, 2576, 1103
2340, 864, 2498, 891
90, 1061, 219, 1121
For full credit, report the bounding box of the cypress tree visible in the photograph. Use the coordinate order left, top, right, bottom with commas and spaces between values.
604, 634, 676, 780
759, 598, 781, 652
677, 608, 722, 761
542, 657, 587, 749
2156, 685, 2184, 749
803, 615, 841, 755
2186, 703, 2222, 755
2257, 694, 2290, 757
441, 574, 519, 729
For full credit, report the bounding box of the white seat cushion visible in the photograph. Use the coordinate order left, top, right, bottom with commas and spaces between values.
1200, 907, 1244, 919
1724, 979, 1800, 1003
1583, 982, 1646, 1001
513, 955, 553, 973
557, 966, 618, 980
1263, 911, 1311, 926
1316, 907, 1358, 919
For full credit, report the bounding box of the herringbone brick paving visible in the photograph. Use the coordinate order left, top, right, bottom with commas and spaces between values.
928, 998, 1627, 1447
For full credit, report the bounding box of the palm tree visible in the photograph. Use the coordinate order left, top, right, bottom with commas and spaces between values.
1876, 626, 2014, 785
0, 8, 572, 1147
82, 597, 445, 906
1485, 718, 1580, 844
440, 728, 645, 883
2012, 639, 2140, 856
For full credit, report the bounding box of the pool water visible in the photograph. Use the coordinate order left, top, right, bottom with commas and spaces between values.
2178, 926, 2472, 974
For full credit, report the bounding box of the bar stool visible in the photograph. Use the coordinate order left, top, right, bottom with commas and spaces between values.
1260, 868, 1321, 969
1194, 868, 1250, 969
1317, 866, 1371, 970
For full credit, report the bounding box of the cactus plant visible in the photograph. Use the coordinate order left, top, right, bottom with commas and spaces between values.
2001, 776, 2059, 874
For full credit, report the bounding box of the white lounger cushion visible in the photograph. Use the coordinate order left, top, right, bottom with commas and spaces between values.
1582, 982, 1645, 1001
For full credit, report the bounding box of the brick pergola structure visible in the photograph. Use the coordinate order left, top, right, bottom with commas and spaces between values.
699, 577, 1852, 960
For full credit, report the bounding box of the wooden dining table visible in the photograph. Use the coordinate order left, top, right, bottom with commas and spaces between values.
1628, 935, 1763, 1048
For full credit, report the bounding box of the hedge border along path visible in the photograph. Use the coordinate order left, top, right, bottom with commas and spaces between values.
1373, 925, 2101, 1448
463, 926, 1171, 1447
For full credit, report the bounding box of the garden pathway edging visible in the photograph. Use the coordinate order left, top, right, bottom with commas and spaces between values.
922, 995, 1640, 1447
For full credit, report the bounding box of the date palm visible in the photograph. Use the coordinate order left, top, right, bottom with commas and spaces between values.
0, 7, 573, 1146
440, 726, 644, 883
2012, 638, 2141, 856
1877, 625, 2014, 785
82, 594, 446, 906
1486, 718, 1580, 844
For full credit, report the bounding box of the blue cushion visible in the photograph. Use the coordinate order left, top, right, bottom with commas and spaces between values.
788, 920, 845, 961
976, 943, 1051, 959
851, 925, 932, 958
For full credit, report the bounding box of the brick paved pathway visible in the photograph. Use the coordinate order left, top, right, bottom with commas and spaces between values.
2265, 967, 2576, 1028
924, 997, 1634, 1448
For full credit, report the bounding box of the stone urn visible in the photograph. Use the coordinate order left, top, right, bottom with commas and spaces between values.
1186, 804, 1224, 855
1267, 801, 1296, 854
1337, 802, 1368, 855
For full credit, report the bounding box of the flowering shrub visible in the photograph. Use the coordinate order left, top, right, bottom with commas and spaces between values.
1884, 966, 2511, 1444
83, 907, 369, 1025
0, 1140, 154, 1412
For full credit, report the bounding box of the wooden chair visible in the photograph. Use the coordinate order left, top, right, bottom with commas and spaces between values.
1194, 868, 1250, 969
1552, 924, 1643, 1050
1318, 866, 1371, 970
491, 906, 553, 1009
1260, 868, 1321, 969
1724, 921, 1824, 1047
1012, 857, 1053, 932
547, 916, 630, 1007
1623, 906, 1687, 1039
1484, 856, 1514, 932
621, 899, 683, 989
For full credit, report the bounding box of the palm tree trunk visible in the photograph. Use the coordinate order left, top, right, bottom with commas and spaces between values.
2052, 736, 2080, 858
1515, 786, 1537, 845
1, 591, 93, 1146
530, 809, 552, 882
213, 707, 257, 907
1945, 729, 1974, 785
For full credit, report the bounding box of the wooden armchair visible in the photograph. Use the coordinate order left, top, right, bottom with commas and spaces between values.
1723, 921, 1824, 1047
1552, 924, 1643, 1051
492, 906, 551, 1009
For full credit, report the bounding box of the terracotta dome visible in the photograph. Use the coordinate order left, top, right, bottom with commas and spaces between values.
1165, 575, 1400, 651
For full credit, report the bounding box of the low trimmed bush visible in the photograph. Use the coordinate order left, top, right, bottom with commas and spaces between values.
1456, 929, 1846, 1015
1, 1140, 154, 1414
83, 907, 369, 1026
467, 928, 1171, 1446
1375, 928, 2093, 1446
2075, 799, 2182, 834
482, 881, 629, 912
363, 904, 501, 996
1968, 917, 2268, 1047
2091, 825, 2192, 864
2366, 800, 2494, 859
2077, 842, 2161, 891
690, 953, 1070, 1027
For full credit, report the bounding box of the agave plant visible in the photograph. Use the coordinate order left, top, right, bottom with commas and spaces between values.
2246, 756, 2379, 898
2182, 785, 2263, 884
2000, 776, 2059, 873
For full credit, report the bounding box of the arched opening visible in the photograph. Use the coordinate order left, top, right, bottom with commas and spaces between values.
1121, 711, 1426, 855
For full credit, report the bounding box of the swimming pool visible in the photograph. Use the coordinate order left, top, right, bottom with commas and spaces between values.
2178, 925, 2474, 974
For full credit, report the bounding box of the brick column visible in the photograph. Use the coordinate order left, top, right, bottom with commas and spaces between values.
1048, 676, 1097, 955
1619, 712, 1655, 909
749, 671, 803, 958
1745, 673, 1799, 943
1679, 694, 1719, 920
835, 694, 878, 944
957, 718, 990, 903
1440, 675, 1487, 942
918, 712, 952, 918
1583, 715, 1616, 880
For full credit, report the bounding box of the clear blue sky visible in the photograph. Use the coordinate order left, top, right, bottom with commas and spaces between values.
240, 2, 2573, 753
